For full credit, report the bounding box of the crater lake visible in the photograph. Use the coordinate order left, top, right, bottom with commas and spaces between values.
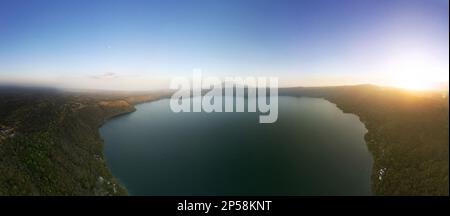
99, 96, 373, 195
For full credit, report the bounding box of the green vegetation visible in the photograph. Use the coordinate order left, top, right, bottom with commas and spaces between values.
281, 85, 449, 195
0, 85, 448, 195
0, 87, 168, 195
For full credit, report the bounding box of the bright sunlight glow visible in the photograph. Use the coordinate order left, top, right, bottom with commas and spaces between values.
386, 50, 449, 91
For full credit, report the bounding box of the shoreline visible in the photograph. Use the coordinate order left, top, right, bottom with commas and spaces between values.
97, 88, 449, 195
1, 85, 446, 195
98, 94, 376, 196
95, 95, 170, 195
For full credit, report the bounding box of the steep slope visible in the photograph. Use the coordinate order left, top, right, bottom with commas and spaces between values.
280, 85, 449, 195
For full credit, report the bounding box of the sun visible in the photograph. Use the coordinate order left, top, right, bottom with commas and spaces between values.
392, 71, 435, 90
387, 51, 448, 91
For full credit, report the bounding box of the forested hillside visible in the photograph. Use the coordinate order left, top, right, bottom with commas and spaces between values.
280, 85, 449, 195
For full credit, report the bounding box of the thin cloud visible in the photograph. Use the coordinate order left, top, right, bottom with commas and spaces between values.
89, 72, 119, 80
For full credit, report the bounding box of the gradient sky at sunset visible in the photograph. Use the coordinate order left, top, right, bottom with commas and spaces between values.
0, 0, 448, 90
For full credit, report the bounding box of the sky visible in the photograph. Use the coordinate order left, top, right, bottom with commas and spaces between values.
0, 0, 448, 90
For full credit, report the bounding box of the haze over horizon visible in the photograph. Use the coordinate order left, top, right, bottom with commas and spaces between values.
0, 0, 448, 91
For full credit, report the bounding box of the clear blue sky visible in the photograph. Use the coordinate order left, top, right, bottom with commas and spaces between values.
0, 0, 448, 90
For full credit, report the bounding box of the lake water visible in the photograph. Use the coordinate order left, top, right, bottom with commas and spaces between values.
100, 96, 372, 195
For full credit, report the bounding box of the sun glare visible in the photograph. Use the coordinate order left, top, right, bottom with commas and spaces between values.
387, 51, 448, 91
393, 75, 434, 90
